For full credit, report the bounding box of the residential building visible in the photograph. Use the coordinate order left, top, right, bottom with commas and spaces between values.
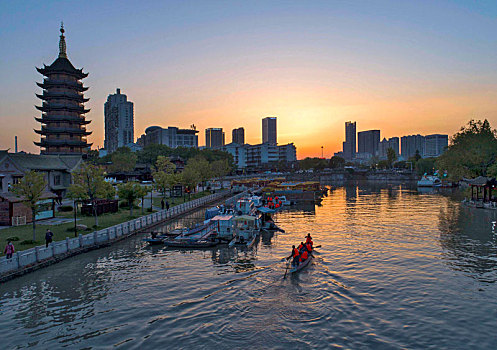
262, 117, 277, 144
104, 88, 134, 153
401, 135, 425, 159
424, 134, 448, 157
137, 126, 198, 148
232, 127, 245, 144
378, 137, 400, 159
221, 143, 247, 170
342, 121, 356, 160
278, 143, 297, 163
247, 143, 279, 169
358, 130, 380, 156
35, 24, 92, 154
205, 128, 225, 148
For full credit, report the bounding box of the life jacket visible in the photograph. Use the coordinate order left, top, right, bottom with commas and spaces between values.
306, 243, 312, 252
306, 236, 312, 244
293, 248, 299, 257
297, 243, 304, 251
300, 250, 309, 261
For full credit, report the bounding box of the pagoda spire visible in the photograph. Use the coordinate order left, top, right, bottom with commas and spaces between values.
59, 22, 67, 58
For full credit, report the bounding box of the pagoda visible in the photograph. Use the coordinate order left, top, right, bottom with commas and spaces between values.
35, 23, 92, 154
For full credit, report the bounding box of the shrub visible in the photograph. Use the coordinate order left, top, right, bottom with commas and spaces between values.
57, 205, 74, 212
20, 240, 37, 245
6, 236, 20, 241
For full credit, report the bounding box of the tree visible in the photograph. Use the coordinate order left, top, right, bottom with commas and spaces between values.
109, 147, 137, 173
416, 158, 436, 176
68, 163, 116, 227
189, 156, 212, 191
299, 157, 327, 171
153, 156, 177, 198
436, 119, 497, 180
386, 148, 397, 168
211, 159, 231, 183
12, 171, 46, 241
180, 161, 201, 194
329, 156, 345, 169
117, 182, 149, 216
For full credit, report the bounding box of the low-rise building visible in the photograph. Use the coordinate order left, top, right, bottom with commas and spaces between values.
137, 126, 198, 148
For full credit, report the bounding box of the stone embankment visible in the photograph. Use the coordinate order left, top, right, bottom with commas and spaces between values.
0, 190, 246, 282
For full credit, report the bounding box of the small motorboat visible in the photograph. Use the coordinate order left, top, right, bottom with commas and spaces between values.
417, 175, 441, 187
163, 239, 217, 248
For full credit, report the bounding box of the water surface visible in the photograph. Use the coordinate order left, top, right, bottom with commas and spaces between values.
1, 184, 497, 349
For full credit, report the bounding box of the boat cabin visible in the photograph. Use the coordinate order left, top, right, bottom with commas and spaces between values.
210, 215, 234, 240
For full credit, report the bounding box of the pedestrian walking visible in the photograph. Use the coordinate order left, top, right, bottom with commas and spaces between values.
45, 229, 54, 248
161, 198, 165, 210
166, 201, 170, 211
4, 240, 15, 259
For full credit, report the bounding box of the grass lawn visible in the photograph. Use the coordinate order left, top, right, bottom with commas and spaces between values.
1, 189, 223, 254
0, 208, 149, 253
152, 190, 214, 209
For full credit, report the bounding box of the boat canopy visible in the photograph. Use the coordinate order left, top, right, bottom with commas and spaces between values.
234, 215, 257, 221
257, 207, 275, 214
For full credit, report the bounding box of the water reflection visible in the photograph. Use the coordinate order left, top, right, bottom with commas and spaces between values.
438, 202, 497, 281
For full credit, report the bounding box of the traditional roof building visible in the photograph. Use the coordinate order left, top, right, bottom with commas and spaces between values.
35, 23, 92, 154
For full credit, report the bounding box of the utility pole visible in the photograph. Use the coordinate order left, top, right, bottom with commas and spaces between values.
321, 146, 324, 159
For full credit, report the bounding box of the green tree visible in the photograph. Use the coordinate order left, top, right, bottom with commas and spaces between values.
117, 182, 149, 216
329, 156, 345, 169
68, 164, 116, 227
211, 159, 231, 186
109, 147, 137, 173
180, 161, 201, 194
12, 171, 46, 241
436, 119, 497, 180
299, 157, 328, 171
416, 158, 436, 176
190, 156, 212, 191
386, 148, 397, 168
153, 156, 177, 198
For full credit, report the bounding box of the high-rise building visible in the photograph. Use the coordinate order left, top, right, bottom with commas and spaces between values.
401, 135, 425, 159
232, 127, 245, 144
278, 143, 297, 163
262, 117, 277, 144
378, 137, 400, 159
358, 130, 380, 156
342, 121, 356, 160
424, 134, 448, 157
35, 24, 92, 154
104, 88, 134, 153
205, 128, 225, 148
137, 126, 198, 148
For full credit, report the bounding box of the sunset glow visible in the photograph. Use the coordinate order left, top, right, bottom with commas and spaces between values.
1, 1, 496, 158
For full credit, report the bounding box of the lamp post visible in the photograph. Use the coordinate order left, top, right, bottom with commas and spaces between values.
73, 200, 78, 237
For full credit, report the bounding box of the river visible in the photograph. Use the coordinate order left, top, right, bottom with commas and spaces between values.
1, 183, 497, 349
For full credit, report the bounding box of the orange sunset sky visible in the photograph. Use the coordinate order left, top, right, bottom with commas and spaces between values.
1, 1, 496, 158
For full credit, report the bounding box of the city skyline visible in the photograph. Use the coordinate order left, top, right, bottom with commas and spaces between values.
1, 1, 496, 158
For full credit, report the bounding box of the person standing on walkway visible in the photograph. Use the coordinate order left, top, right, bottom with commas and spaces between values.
161, 198, 165, 210
4, 240, 15, 259
166, 201, 170, 211
45, 229, 54, 248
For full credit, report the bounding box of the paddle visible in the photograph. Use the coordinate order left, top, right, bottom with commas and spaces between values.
283, 262, 290, 279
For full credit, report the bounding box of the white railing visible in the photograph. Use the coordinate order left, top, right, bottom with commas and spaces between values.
0, 190, 233, 277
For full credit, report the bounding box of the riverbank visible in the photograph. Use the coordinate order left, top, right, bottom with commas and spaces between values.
0, 189, 244, 282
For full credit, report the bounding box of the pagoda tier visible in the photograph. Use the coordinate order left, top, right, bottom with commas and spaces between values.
37, 80, 88, 92
34, 127, 92, 136
34, 24, 92, 155
35, 114, 91, 124
34, 139, 92, 147
36, 91, 89, 103
36, 103, 90, 114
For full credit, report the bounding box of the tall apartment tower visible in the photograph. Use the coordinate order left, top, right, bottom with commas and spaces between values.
342, 121, 356, 160
104, 88, 134, 153
424, 134, 448, 157
262, 117, 277, 144
232, 127, 245, 144
358, 130, 380, 156
35, 24, 92, 154
401, 135, 425, 159
205, 128, 225, 148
